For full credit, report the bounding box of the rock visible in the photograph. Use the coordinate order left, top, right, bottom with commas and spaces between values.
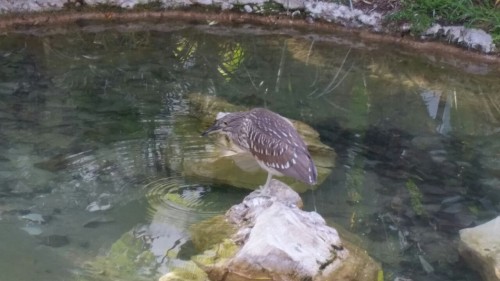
183, 93, 335, 192
80, 229, 159, 281
305, 1, 383, 30
189, 215, 237, 252
274, 0, 305, 10
220, 2, 233, 10
207, 205, 343, 281
243, 4, 252, 13
180, 180, 380, 281
0, 0, 64, 13
459, 216, 500, 281
423, 24, 496, 54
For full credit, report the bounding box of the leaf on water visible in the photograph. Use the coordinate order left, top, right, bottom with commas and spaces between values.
377, 270, 384, 281
83, 217, 115, 228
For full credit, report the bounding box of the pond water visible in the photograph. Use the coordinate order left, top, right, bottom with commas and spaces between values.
0, 21, 499, 281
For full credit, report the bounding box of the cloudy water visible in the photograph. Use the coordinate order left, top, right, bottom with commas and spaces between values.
0, 21, 499, 281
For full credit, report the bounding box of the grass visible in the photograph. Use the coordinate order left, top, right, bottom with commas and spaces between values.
390, 0, 500, 44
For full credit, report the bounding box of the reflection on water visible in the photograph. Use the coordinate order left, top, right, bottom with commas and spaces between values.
0, 22, 499, 281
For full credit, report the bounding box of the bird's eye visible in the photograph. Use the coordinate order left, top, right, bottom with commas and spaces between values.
223, 121, 228, 126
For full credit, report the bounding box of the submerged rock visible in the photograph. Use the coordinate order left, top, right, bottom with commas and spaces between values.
81, 230, 158, 281
459, 216, 500, 281
164, 179, 380, 281
20, 213, 46, 224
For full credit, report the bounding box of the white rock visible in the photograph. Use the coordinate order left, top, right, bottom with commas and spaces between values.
220, 2, 233, 10
304, 1, 382, 28
204, 180, 378, 281
462, 28, 496, 53
423, 24, 496, 54
459, 216, 500, 281
274, 0, 306, 10
232, 0, 265, 5
0, 0, 64, 13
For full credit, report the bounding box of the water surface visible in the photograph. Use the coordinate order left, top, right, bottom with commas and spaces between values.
0, 21, 499, 281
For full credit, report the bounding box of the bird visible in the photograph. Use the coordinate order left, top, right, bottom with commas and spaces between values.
202, 108, 317, 189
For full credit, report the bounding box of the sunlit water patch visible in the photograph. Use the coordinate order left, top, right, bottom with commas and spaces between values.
0, 21, 499, 281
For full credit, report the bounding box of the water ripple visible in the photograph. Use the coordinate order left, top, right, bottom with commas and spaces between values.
144, 177, 238, 224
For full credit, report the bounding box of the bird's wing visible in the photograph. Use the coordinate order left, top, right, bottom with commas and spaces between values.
247, 127, 317, 185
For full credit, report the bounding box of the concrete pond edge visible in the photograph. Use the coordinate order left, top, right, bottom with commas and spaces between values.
0, 0, 499, 65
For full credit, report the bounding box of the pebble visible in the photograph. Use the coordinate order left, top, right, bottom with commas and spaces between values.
243, 5, 253, 13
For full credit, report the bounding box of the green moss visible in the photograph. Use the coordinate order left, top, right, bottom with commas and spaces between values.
79, 231, 157, 281
189, 215, 237, 252
345, 167, 364, 204
377, 270, 384, 281
405, 179, 426, 217
261, 1, 286, 14
161, 262, 208, 281
135, 0, 164, 11
191, 239, 239, 266
347, 78, 370, 131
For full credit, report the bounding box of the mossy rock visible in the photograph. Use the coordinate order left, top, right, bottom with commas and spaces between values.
160, 215, 239, 281
78, 231, 156, 281
159, 239, 239, 281
189, 215, 237, 252
159, 261, 208, 281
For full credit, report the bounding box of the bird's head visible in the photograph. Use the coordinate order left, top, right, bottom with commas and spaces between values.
201, 111, 246, 137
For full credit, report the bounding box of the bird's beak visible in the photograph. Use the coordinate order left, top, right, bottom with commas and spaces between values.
201, 124, 221, 137
202, 112, 229, 136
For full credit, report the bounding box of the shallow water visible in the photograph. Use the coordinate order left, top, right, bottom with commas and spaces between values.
0, 21, 499, 281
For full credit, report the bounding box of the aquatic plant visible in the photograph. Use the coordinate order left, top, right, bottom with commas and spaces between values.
405, 179, 426, 217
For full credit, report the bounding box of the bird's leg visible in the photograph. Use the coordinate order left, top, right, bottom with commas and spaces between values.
261, 172, 273, 190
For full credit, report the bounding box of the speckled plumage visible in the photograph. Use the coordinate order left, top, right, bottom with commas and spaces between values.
202, 108, 317, 187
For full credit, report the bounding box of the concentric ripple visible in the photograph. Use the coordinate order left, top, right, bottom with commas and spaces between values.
144, 177, 243, 224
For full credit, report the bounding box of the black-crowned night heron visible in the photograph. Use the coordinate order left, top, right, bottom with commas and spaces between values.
202, 108, 317, 188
